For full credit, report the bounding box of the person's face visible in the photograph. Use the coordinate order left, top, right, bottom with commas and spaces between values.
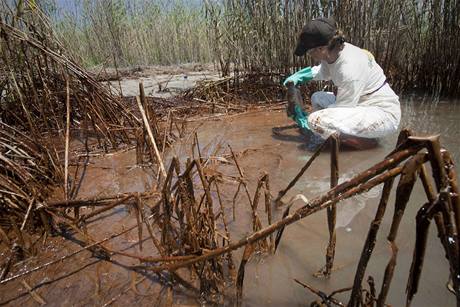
307, 45, 329, 62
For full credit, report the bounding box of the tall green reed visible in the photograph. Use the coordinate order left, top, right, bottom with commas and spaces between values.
54, 0, 212, 67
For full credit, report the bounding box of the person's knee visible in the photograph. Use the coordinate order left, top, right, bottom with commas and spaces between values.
311, 92, 323, 109
311, 91, 336, 111
308, 110, 338, 138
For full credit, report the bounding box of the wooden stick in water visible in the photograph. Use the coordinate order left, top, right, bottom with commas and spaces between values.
136, 96, 167, 178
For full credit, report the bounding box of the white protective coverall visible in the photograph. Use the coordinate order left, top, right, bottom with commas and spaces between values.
308, 42, 401, 139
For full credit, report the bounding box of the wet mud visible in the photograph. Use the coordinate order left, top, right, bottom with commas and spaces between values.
1, 96, 459, 306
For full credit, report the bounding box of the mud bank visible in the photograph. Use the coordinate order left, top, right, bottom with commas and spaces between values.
99, 64, 221, 98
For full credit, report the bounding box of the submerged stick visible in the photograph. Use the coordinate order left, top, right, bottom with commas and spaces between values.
194, 131, 202, 160
418, 162, 449, 249
232, 182, 242, 221
134, 198, 143, 252
376, 153, 424, 306
251, 175, 266, 237
0, 244, 20, 281
236, 243, 254, 306
44, 192, 159, 208
275, 137, 329, 204
348, 178, 395, 306
294, 278, 346, 306
323, 135, 339, 278
21, 280, 46, 305
263, 175, 274, 251
275, 200, 295, 251
214, 180, 236, 274
138, 195, 165, 256
406, 200, 440, 306
228, 145, 253, 208
77, 195, 135, 223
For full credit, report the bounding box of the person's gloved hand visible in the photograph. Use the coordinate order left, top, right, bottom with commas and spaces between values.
290, 104, 310, 130
285, 80, 310, 131
283, 66, 314, 86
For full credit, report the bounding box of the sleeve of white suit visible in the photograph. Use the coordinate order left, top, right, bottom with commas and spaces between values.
312, 64, 330, 81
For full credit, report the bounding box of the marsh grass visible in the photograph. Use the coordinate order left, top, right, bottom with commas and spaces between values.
53, 0, 213, 67
40, 0, 460, 96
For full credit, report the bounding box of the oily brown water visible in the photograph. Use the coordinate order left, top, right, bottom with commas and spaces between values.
0, 95, 459, 306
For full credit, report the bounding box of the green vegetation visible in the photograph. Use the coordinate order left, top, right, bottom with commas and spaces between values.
53, 0, 212, 67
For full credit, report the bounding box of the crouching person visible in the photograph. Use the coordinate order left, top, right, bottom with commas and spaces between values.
284, 17, 400, 151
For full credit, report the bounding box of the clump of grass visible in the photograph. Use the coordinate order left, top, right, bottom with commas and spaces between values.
53, 0, 213, 67
0, 0, 138, 237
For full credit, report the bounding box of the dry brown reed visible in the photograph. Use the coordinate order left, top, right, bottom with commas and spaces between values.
0, 122, 60, 237
183, 73, 284, 104
0, 2, 139, 238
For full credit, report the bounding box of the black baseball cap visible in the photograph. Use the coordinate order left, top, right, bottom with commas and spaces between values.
294, 17, 336, 56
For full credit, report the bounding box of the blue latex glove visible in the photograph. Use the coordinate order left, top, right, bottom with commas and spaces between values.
290, 104, 310, 131
283, 66, 315, 86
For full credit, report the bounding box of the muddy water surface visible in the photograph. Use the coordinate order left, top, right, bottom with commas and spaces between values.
192, 96, 460, 307
1, 95, 459, 306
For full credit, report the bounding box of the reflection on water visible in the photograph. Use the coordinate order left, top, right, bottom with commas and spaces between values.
302, 170, 383, 229
401, 94, 460, 165
336, 172, 383, 229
